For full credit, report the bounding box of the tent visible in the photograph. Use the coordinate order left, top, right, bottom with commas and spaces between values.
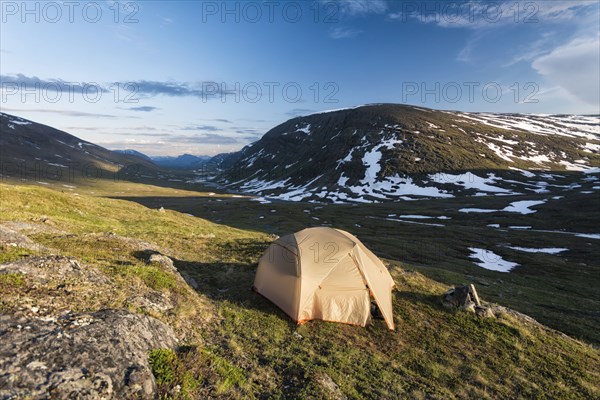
253, 227, 396, 329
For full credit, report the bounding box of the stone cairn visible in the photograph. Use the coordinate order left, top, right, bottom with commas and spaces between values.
442, 284, 494, 318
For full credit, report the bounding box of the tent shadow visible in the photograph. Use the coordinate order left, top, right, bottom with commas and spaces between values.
393, 289, 445, 309
169, 257, 296, 322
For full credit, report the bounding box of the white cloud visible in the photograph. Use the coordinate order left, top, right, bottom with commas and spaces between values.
532, 36, 600, 106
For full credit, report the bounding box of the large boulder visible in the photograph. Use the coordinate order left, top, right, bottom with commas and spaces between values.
0, 309, 178, 399
442, 284, 494, 317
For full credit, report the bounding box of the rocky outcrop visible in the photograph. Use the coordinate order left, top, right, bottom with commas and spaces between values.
0, 255, 109, 285
442, 284, 494, 317
0, 309, 178, 399
0, 224, 49, 252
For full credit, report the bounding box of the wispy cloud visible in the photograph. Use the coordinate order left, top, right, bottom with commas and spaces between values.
390, 0, 596, 29
0, 74, 109, 93
501, 32, 558, 67
160, 16, 174, 25
233, 127, 261, 135
326, 0, 388, 17
1, 74, 238, 100
182, 124, 223, 132
532, 36, 600, 106
329, 27, 362, 39
127, 106, 160, 112
64, 126, 167, 135
0, 107, 134, 119
184, 134, 239, 145
115, 79, 235, 99
209, 118, 232, 123
100, 132, 171, 137
65, 126, 102, 131
127, 126, 160, 131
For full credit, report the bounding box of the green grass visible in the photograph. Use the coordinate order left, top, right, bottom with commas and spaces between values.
0, 273, 26, 288
149, 349, 179, 386
1, 182, 599, 399
149, 346, 247, 399
0, 246, 35, 264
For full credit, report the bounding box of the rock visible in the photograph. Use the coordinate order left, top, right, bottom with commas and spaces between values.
443, 284, 494, 317
460, 300, 476, 313
314, 373, 346, 400
476, 306, 495, 318
0, 225, 48, 252
0, 309, 177, 399
0, 255, 109, 284
126, 291, 174, 313
0, 255, 109, 285
149, 253, 175, 270
1, 221, 64, 235
442, 285, 472, 308
181, 273, 199, 290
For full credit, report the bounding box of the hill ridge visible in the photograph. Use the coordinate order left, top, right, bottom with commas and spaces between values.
218, 104, 600, 203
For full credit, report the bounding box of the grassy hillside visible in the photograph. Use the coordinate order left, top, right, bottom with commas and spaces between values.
1, 183, 599, 399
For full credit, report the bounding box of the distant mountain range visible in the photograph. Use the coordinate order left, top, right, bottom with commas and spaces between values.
113, 150, 232, 170
218, 104, 600, 202
150, 154, 212, 169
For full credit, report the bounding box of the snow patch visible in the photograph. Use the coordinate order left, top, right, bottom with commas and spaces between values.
502, 200, 545, 215
469, 248, 518, 272
507, 246, 567, 254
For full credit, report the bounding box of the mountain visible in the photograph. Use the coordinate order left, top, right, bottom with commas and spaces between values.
218, 104, 600, 202
203, 151, 242, 170
151, 154, 211, 169
0, 113, 159, 183
113, 149, 154, 163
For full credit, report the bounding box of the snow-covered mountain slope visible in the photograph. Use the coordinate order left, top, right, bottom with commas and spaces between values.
217, 104, 600, 203
0, 113, 159, 182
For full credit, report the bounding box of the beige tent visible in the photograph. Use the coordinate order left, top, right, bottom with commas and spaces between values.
253, 227, 395, 330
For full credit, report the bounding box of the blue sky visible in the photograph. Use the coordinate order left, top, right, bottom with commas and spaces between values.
1, 0, 599, 155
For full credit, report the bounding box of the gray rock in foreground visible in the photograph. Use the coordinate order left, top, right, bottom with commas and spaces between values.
0, 309, 177, 399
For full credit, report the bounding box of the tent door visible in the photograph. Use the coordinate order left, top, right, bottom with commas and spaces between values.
312, 254, 371, 326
